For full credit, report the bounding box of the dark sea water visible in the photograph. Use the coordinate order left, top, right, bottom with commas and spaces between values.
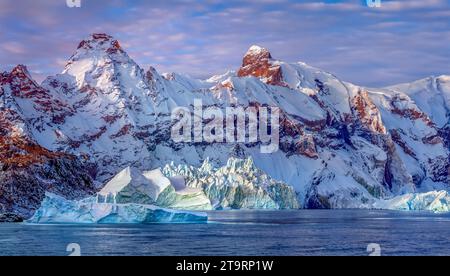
1, 210, 450, 256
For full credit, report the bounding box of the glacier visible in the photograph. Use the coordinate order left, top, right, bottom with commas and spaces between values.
162, 157, 300, 210
375, 190, 450, 213
28, 193, 207, 224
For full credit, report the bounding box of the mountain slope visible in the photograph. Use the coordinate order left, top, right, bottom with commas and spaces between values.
0, 67, 96, 220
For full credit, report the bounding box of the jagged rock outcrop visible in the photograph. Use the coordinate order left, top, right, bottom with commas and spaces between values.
237, 45, 286, 87
351, 90, 386, 134
0, 141, 96, 220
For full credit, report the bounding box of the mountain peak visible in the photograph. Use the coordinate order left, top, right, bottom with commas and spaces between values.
242, 45, 273, 66
64, 33, 133, 77
4, 64, 40, 91
76, 33, 123, 55
10, 64, 32, 80
238, 45, 285, 86
246, 45, 272, 59
1, 65, 30, 86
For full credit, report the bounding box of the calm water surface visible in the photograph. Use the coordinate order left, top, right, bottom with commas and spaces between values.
1, 210, 449, 256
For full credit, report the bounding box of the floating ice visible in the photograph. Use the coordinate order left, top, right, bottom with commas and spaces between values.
98, 167, 213, 210
28, 193, 207, 224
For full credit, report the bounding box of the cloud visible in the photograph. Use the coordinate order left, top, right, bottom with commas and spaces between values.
379, 0, 447, 11
0, 0, 449, 87
292, 1, 362, 11
1, 42, 27, 54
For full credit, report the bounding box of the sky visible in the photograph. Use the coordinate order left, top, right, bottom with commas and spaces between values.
0, 0, 449, 87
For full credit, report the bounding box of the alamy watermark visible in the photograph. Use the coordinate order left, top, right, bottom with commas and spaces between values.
171, 99, 280, 154
366, 0, 381, 8
66, 0, 82, 8
66, 1, 381, 9
67, 243, 81, 256
367, 243, 381, 256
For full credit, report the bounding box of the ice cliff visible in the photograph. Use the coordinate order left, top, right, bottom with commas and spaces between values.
162, 157, 300, 210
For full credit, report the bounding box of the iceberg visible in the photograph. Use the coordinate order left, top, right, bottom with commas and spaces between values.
375, 190, 450, 213
28, 193, 207, 224
98, 157, 299, 211
98, 167, 213, 210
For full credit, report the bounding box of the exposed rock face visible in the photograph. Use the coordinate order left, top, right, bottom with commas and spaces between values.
237, 45, 286, 87
0, 145, 96, 219
76, 33, 124, 55
351, 90, 386, 134
294, 134, 318, 159
390, 94, 434, 127
0, 213, 23, 223
390, 129, 416, 158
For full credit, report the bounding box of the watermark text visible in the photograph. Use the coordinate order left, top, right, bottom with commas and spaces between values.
66, 0, 82, 8
171, 100, 280, 154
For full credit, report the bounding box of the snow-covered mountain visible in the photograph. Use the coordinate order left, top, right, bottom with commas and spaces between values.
1, 33, 449, 218
0, 66, 96, 221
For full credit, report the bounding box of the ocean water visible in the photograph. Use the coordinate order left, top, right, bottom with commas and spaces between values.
1, 210, 450, 256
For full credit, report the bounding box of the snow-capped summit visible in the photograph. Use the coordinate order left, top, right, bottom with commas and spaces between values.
74, 33, 124, 58
64, 33, 131, 85
63, 33, 144, 89
238, 45, 285, 86
5, 65, 43, 97
244, 45, 273, 60
9, 64, 33, 80
205, 70, 236, 83
39, 34, 158, 181
386, 75, 450, 128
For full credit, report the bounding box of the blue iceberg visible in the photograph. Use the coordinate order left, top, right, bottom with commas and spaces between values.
28, 193, 207, 224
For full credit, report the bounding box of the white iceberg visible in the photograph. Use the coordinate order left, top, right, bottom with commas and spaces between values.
375, 190, 450, 213
98, 167, 213, 210
28, 193, 207, 224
